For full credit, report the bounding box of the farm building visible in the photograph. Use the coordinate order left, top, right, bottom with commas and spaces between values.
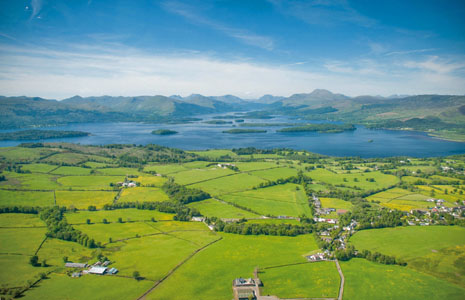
65, 262, 87, 268
233, 278, 256, 287
88, 266, 107, 275
108, 267, 118, 274
236, 289, 256, 300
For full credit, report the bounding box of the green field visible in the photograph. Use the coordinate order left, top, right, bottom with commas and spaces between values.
1, 172, 61, 190
221, 183, 311, 217
119, 187, 170, 203
0, 213, 45, 227
172, 167, 235, 185
306, 169, 399, 190
249, 167, 298, 181
366, 187, 449, 211
22, 273, 153, 300
55, 191, 117, 209
341, 258, 465, 300
191, 173, 266, 196
187, 199, 260, 219
65, 209, 174, 224
260, 262, 340, 298
146, 233, 318, 300
57, 176, 123, 190
350, 226, 465, 287
0, 190, 55, 206
21, 163, 59, 173
51, 166, 92, 175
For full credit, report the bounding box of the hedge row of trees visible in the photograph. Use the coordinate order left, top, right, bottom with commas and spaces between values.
0, 206, 40, 214
214, 221, 313, 236
162, 180, 210, 204
253, 172, 312, 189
39, 207, 97, 248
357, 249, 407, 266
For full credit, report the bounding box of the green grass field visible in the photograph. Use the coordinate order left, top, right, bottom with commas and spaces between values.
1, 172, 61, 190
0, 254, 50, 288
146, 233, 318, 300
55, 191, 117, 209
341, 258, 465, 300
0, 213, 45, 227
65, 209, 174, 224
306, 169, 399, 190
137, 175, 166, 187
220, 183, 311, 217
249, 167, 298, 181
119, 187, 170, 203
94, 167, 143, 176
22, 273, 153, 300
187, 199, 260, 219
50, 166, 92, 175
0, 227, 46, 254
260, 262, 340, 298
20, 163, 59, 173
350, 226, 465, 287
41, 152, 91, 164
57, 176, 123, 190
191, 173, 266, 196
36, 238, 95, 267
0, 147, 55, 162
74, 222, 160, 244
172, 167, 235, 185
0, 190, 55, 206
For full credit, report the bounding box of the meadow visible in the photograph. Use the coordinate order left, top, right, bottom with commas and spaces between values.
118, 187, 170, 203
187, 199, 260, 219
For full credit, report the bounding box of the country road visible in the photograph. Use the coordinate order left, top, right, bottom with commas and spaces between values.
335, 259, 344, 300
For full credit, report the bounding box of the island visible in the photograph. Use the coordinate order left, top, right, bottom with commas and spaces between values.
222, 129, 267, 134
0, 130, 90, 141
151, 129, 178, 135
204, 120, 233, 124
277, 123, 356, 133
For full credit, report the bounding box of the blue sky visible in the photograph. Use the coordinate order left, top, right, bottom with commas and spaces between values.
0, 0, 464, 99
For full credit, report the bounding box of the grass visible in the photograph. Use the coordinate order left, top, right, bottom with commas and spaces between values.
146, 233, 318, 300
260, 262, 340, 298
245, 219, 301, 225
187, 199, 260, 219
191, 173, 266, 196
417, 185, 464, 203
306, 169, 399, 190
74, 222, 160, 244
341, 258, 465, 300
0, 147, 54, 161
94, 167, 143, 176
41, 152, 91, 164
172, 167, 235, 185
65, 209, 174, 224
118, 187, 170, 203
57, 176, 124, 190
50, 166, 92, 175
22, 273, 153, 300
144, 164, 187, 175
1, 172, 62, 190
234, 161, 279, 171
55, 191, 117, 209
103, 227, 218, 280
20, 163, 58, 173
221, 183, 311, 217
0, 190, 55, 206
0, 213, 45, 227
0, 254, 49, 288
188, 149, 238, 159
349, 226, 465, 287
249, 167, 298, 181
0, 227, 46, 254
37, 238, 95, 267
137, 175, 166, 187
320, 197, 353, 210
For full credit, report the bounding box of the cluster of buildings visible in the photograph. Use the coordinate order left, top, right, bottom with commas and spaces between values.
117, 181, 137, 187
217, 163, 236, 169
306, 250, 330, 262
65, 260, 118, 277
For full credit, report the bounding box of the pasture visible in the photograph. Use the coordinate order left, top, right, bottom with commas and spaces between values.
65, 209, 174, 224
0, 227, 46, 254
260, 261, 340, 298
191, 173, 266, 196
55, 191, 117, 209
50, 166, 92, 176
366, 187, 449, 211
349, 226, 465, 287
172, 167, 235, 185
22, 273, 153, 300
57, 176, 123, 190
220, 183, 311, 217
0, 213, 45, 227
146, 233, 318, 300
249, 167, 298, 181
306, 169, 399, 190
187, 199, 260, 219
118, 187, 170, 203
1, 172, 61, 190
0, 190, 55, 206
341, 258, 465, 300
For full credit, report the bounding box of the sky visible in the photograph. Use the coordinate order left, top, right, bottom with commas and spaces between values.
0, 0, 464, 99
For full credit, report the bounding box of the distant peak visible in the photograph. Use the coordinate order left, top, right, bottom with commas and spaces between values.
310, 89, 334, 96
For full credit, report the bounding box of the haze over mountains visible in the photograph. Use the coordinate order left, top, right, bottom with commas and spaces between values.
1, 89, 464, 141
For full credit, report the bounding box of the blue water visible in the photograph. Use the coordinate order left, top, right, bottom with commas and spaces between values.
1, 114, 464, 158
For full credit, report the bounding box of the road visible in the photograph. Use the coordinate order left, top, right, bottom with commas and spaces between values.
335, 259, 345, 300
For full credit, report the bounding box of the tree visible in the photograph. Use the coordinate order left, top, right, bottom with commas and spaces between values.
133, 271, 140, 280
41, 259, 47, 267
103, 218, 108, 224
118, 217, 123, 223
88, 205, 97, 211
63, 256, 68, 263
86, 219, 91, 224
109, 237, 113, 243
30, 255, 39, 267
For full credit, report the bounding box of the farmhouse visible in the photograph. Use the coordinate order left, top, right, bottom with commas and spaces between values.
88, 266, 107, 275
306, 252, 326, 261
65, 262, 87, 268
233, 278, 259, 300
191, 216, 206, 222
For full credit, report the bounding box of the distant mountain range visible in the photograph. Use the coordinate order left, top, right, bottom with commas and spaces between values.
1, 89, 464, 141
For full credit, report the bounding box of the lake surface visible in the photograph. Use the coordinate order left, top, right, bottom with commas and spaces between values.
1, 113, 465, 157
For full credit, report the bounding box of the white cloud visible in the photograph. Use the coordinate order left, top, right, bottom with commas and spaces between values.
404, 56, 465, 74
161, 1, 274, 51
0, 44, 464, 99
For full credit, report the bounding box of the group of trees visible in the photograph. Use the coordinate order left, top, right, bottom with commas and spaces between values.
0, 206, 39, 214
39, 207, 97, 248
162, 180, 210, 204
214, 220, 313, 236
357, 249, 407, 266
253, 172, 312, 190
339, 206, 404, 229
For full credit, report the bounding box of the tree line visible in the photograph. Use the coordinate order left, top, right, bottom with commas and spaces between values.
162, 180, 210, 204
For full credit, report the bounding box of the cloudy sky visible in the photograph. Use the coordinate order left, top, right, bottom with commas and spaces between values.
0, 0, 464, 99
